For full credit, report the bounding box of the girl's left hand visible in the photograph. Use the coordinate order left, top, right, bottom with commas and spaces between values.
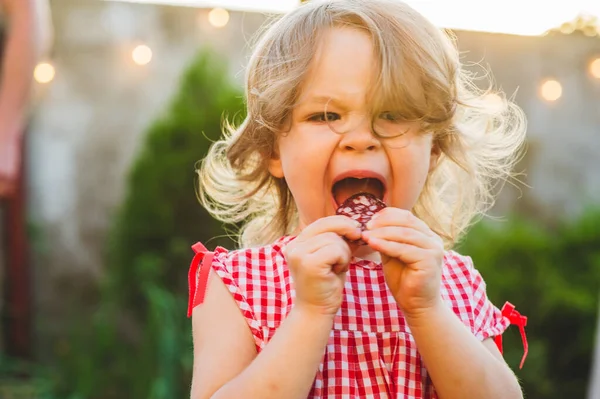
361, 207, 445, 318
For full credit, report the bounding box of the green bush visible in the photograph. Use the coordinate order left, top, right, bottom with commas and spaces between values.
51, 48, 244, 399
456, 210, 600, 399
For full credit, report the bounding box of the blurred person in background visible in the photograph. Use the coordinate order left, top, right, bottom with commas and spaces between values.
0, 0, 52, 353
0, 0, 52, 196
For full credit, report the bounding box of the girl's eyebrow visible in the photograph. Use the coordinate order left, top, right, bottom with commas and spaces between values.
296, 93, 360, 108
298, 94, 341, 105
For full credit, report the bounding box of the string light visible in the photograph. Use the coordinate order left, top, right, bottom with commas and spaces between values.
483, 93, 504, 111
539, 79, 562, 102
132, 45, 152, 66
208, 8, 229, 28
589, 58, 600, 79
34, 62, 55, 84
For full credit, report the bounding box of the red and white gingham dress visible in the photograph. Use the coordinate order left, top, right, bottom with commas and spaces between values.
187, 236, 515, 398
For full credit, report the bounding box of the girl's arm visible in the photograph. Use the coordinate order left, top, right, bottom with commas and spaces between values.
406, 302, 523, 399
191, 271, 334, 399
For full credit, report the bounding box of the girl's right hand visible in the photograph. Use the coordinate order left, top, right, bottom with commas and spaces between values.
283, 216, 363, 316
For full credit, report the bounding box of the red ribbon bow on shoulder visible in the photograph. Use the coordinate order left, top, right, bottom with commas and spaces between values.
494, 302, 528, 369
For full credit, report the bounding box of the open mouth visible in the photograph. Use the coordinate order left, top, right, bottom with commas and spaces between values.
332, 177, 385, 207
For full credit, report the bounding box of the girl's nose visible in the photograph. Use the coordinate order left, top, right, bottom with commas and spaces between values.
337, 121, 381, 152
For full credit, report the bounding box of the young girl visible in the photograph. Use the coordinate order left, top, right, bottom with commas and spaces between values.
188, 0, 528, 397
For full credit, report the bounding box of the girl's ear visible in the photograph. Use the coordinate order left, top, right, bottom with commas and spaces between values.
268, 145, 284, 178
429, 141, 442, 172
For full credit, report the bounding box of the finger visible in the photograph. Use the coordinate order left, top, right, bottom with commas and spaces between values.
305, 242, 351, 271
332, 240, 351, 274
366, 237, 430, 265
299, 215, 363, 242
332, 262, 349, 275
366, 207, 433, 235
288, 232, 346, 257
362, 226, 436, 250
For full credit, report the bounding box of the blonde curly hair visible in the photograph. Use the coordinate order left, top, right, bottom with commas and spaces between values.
197, 0, 527, 249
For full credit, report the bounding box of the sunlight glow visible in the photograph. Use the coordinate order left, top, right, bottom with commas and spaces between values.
103, 0, 600, 36
403, 0, 599, 36
104, 0, 299, 14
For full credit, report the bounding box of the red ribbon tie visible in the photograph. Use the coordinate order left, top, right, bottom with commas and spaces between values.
494, 301, 528, 369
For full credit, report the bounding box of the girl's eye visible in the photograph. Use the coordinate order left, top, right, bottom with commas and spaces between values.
308, 112, 341, 123
379, 111, 405, 122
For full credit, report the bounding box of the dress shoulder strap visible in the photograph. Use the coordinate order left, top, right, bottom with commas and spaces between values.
187, 242, 214, 318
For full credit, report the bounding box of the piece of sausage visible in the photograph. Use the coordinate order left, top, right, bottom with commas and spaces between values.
336, 192, 386, 245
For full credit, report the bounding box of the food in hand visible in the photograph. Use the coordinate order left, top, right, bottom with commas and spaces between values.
336, 192, 386, 245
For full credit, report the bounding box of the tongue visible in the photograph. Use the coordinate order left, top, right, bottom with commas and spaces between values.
334, 178, 382, 206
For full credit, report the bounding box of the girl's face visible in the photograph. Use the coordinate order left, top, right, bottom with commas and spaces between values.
269, 26, 439, 234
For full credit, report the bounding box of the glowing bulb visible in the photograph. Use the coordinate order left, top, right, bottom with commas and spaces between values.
589, 58, 600, 79
132, 45, 152, 66
540, 79, 562, 102
483, 93, 504, 111
208, 8, 229, 28
34, 62, 55, 84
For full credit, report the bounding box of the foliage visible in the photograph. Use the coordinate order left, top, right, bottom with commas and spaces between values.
48, 48, 244, 399
456, 210, 600, 399
0, 355, 55, 399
